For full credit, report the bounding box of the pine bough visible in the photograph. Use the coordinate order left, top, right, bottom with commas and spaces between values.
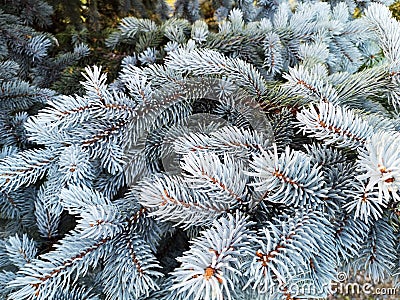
1, 1, 400, 299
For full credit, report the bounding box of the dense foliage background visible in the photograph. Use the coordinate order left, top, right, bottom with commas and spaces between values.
2, 0, 400, 299
3, 0, 400, 94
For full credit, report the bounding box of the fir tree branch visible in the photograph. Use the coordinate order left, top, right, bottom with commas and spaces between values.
0, 148, 55, 193
248, 145, 326, 207
169, 213, 253, 300
296, 101, 374, 149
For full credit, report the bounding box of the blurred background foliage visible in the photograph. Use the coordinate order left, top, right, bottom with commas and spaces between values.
46, 0, 172, 94
2, 0, 400, 94
391, 0, 400, 19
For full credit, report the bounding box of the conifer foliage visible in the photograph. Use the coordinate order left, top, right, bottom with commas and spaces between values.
1, 0, 400, 299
